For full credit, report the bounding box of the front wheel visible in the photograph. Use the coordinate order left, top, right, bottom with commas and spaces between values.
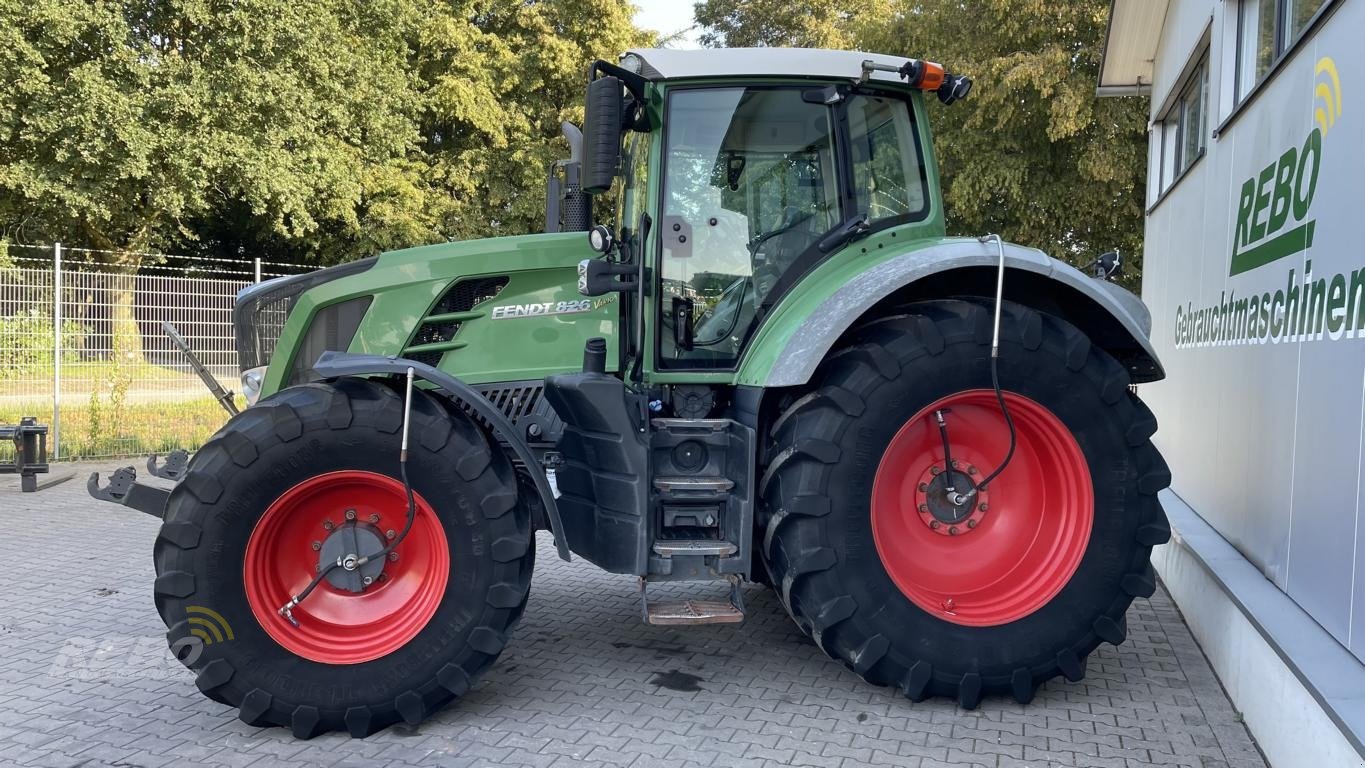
152, 378, 534, 736
759, 299, 1171, 708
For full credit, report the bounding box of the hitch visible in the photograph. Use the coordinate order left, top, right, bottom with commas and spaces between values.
147, 449, 190, 481
88, 466, 171, 519
0, 417, 50, 492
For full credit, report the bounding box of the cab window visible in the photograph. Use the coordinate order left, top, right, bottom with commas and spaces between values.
656, 87, 927, 370
658, 87, 839, 368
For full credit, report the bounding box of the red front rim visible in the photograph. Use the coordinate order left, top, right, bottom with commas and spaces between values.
871, 390, 1093, 627
243, 471, 449, 664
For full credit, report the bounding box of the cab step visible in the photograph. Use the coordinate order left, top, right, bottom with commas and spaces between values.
652, 540, 737, 557
652, 476, 734, 493
645, 599, 744, 625
640, 574, 746, 626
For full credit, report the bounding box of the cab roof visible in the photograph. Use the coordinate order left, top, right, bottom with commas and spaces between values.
624, 47, 922, 87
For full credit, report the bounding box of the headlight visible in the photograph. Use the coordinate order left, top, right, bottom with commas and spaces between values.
241, 366, 267, 406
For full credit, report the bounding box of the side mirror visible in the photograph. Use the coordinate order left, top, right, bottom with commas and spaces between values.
581, 75, 624, 195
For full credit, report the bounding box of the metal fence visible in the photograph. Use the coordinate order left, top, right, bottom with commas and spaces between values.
0, 243, 309, 460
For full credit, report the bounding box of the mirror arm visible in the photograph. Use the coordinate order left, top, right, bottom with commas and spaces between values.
590, 60, 647, 99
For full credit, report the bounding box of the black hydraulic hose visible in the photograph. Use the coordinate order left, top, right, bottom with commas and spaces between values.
278, 368, 419, 628
974, 351, 1017, 492
934, 409, 957, 478
940, 235, 1020, 508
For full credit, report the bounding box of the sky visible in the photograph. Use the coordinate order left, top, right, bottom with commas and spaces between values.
632, 0, 702, 49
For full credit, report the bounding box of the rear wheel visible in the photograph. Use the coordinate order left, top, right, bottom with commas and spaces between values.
153, 378, 533, 736
759, 299, 1171, 707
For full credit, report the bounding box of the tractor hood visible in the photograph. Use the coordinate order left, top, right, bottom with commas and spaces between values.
247, 231, 610, 398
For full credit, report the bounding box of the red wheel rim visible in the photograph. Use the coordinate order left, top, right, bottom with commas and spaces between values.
243, 471, 449, 664
871, 390, 1093, 627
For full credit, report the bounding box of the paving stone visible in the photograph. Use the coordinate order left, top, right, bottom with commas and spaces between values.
0, 462, 1266, 767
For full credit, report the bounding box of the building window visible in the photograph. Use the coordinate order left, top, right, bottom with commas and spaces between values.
1236, 0, 1329, 102
1157, 53, 1208, 194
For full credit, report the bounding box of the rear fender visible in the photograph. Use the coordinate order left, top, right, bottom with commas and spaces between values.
738, 237, 1162, 387
310, 351, 569, 561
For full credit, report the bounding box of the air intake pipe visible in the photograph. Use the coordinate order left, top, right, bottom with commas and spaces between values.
545, 122, 593, 233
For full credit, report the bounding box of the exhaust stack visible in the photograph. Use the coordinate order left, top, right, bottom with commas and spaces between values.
545, 122, 593, 233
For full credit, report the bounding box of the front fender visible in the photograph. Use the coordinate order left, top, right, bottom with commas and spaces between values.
309, 351, 569, 561
738, 237, 1162, 387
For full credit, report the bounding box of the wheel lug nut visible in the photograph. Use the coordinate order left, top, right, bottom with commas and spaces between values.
968, 466, 978, 475
918, 504, 929, 513
311, 541, 321, 551
967, 519, 978, 529
386, 529, 397, 539
950, 460, 959, 469
362, 576, 373, 586
918, 483, 928, 492
344, 509, 357, 521
368, 513, 380, 523
949, 526, 959, 535
929, 466, 941, 476
978, 503, 988, 512
930, 520, 941, 529
322, 520, 335, 531
389, 552, 400, 562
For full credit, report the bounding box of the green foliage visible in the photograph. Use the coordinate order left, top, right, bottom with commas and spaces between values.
0, 395, 236, 459
0, 308, 83, 376
694, 0, 1149, 288
693, 0, 892, 49
0, 0, 648, 265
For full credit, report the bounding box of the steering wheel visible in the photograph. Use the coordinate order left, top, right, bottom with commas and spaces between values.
747, 207, 815, 256
693, 276, 752, 348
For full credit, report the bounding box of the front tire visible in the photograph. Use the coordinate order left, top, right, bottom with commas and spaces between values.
759, 299, 1171, 708
153, 378, 533, 737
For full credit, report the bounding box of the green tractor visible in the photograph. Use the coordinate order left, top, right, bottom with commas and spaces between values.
139, 48, 1171, 737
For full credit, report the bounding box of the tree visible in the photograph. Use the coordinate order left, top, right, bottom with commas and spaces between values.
409, 0, 650, 245
694, 0, 1149, 288
0, 0, 649, 359
0, 0, 423, 357
693, 0, 892, 49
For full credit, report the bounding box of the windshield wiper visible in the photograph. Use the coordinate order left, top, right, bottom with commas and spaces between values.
816, 213, 870, 253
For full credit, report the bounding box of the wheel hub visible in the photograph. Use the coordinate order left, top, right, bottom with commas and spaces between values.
916, 466, 987, 535
319, 523, 387, 593
243, 470, 450, 664
871, 389, 1094, 627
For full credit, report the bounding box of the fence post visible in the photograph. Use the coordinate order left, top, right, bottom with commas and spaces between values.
52, 242, 62, 460
254, 257, 262, 283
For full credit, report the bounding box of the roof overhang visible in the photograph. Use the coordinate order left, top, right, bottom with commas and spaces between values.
624, 47, 921, 88
1097, 0, 1170, 97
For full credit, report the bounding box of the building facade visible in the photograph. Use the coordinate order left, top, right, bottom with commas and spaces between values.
1100, 1, 1365, 765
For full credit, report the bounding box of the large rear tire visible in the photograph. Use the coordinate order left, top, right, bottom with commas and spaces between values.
153, 378, 533, 737
759, 299, 1171, 708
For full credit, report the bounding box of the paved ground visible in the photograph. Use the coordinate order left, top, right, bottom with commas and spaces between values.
0, 462, 1265, 768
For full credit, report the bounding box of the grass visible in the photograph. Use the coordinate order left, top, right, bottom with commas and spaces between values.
0, 360, 207, 399
0, 395, 237, 460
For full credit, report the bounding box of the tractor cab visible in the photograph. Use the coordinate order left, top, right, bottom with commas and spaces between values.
544, 49, 977, 617
572, 48, 971, 376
